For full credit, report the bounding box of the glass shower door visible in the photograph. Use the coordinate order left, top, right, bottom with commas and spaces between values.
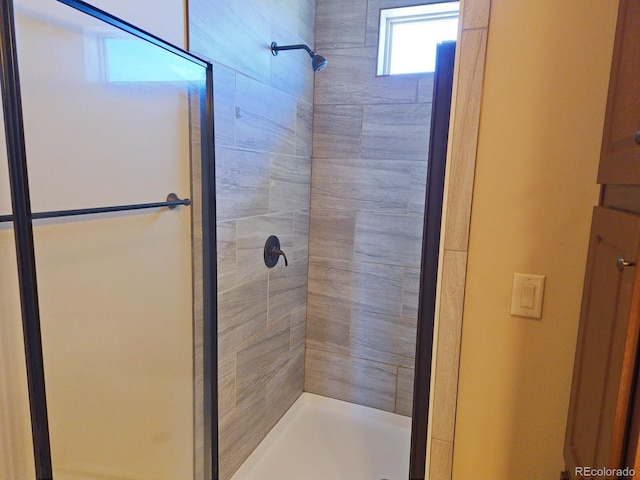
0, 92, 36, 479
0, 0, 215, 478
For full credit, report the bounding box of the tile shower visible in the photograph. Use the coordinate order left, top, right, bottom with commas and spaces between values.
307, 6, 434, 412
190, 0, 435, 478
190, 1, 314, 477
0, 0, 493, 477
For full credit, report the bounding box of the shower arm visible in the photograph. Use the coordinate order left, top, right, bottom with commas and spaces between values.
270, 42, 314, 57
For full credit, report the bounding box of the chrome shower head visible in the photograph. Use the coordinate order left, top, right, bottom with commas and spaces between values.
271, 42, 328, 72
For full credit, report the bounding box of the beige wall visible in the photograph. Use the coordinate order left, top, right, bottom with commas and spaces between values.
188, 1, 316, 479
0, 1, 190, 479
453, 1, 618, 478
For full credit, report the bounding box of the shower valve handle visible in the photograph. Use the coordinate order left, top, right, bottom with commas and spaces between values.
271, 248, 289, 267
264, 235, 289, 268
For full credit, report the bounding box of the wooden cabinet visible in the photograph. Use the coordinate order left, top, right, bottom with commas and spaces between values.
563, 2, 640, 479
598, 0, 640, 184
563, 207, 640, 478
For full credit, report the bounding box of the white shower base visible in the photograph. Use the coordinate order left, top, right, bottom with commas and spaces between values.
230, 392, 412, 480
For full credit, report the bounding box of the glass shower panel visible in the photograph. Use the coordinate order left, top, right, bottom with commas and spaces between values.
0, 84, 37, 480
11, 1, 207, 478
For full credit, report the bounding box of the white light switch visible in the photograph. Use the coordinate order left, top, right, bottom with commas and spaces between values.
520, 284, 536, 309
510, 273, 545, 319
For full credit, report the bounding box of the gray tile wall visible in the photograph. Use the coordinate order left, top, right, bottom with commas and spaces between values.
307, 0, 435, 416
188, 2, 315, 478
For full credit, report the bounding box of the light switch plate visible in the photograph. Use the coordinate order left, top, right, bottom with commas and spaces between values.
510, 273, 545, 319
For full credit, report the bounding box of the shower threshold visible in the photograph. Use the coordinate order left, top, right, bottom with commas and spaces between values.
230, 392, 411, 480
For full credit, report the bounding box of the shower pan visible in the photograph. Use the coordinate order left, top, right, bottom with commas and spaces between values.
0, 0, 217, 479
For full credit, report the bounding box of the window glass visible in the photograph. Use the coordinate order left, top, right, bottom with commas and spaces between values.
377, 2, 459, 75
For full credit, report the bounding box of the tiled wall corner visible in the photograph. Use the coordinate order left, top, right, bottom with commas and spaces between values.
188, 1, 316, 478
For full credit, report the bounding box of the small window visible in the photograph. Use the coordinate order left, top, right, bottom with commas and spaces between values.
377, 2, 460, 75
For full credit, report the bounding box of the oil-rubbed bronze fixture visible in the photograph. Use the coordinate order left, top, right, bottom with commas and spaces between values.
264, 235, 288, 268
270, 42, 328, 72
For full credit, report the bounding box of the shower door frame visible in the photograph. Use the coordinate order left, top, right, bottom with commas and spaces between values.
409, 40, 456, 480
0, 0, 218, 478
